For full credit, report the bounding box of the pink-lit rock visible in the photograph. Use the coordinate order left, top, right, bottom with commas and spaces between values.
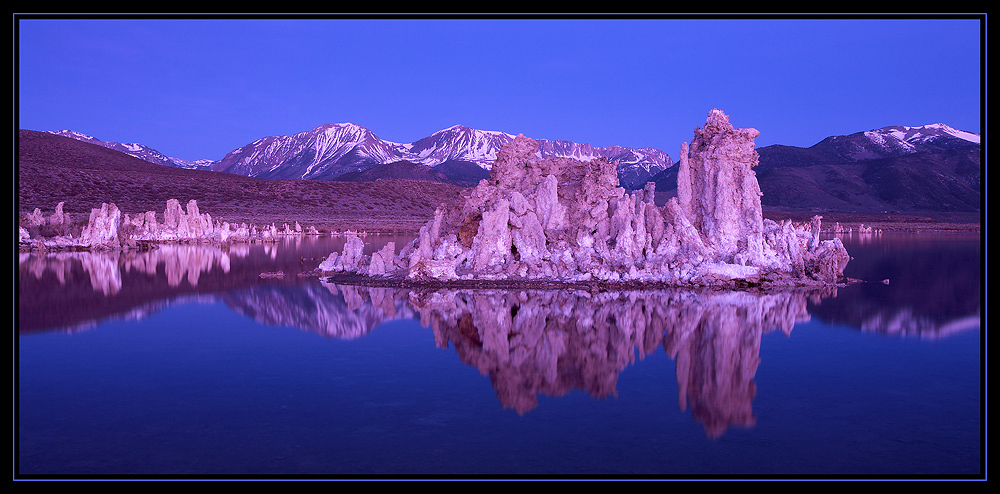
323, 109, 850, 287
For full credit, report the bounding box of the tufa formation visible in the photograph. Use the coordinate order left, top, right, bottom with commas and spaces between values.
320, 109, 851, 287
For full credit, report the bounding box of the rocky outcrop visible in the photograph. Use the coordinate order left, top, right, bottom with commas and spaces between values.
48, 202, 71, 227
78, 202, 123, 250
320, 110, 850, 287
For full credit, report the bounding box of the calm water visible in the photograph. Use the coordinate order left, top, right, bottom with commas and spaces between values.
16, 232, 983, 479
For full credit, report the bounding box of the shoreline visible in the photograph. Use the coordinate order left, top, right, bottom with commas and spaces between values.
762, 209, 981, 234
18, 209, 981, 254
317, 271, 867, 292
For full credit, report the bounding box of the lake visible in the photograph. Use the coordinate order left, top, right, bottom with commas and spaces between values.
16, 232, 983, 479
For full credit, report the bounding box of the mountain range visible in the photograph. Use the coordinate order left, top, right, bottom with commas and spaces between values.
51, 124, 672, 189
46, 120, 980, 213
648, 122, 981, 213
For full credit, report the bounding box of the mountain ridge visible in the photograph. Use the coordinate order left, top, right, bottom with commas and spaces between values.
40, 120, 980, 214
649, 122, 981, 214
18, 129, 466, 233
48, 122, 675, 190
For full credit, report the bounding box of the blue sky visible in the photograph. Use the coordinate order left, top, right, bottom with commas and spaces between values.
16, 15, 983, 163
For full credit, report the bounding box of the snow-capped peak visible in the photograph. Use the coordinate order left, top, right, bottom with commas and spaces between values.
923, 123, 980, 144
50, 129, 98, 141
302, 122, 369, 140
878, 123, 980, 145
439, 124, 514, 137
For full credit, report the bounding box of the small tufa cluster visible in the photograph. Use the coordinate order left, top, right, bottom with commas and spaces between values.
320, 109, 850, 287
20, 199, 322, 250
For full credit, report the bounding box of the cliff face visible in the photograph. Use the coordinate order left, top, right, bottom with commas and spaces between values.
321, 110, 851, 287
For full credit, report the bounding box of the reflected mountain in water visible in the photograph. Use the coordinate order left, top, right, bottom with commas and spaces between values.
17, 236, 410, 334
220, 282, 415, 339
16, 234, 981, 438
19, 245, 240, 332
19, 236, 979, 341
815, 232, 981, 339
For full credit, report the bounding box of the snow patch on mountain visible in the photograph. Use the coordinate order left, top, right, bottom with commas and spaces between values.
822, 122, 982, 162
46, 124, 673, 187
50, 129, 97, 141
862, 129, 919, 154
46, 119, 978, 191
47, 130, 212, 170
872, 122, 980, 147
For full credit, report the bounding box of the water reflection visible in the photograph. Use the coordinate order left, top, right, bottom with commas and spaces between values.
818, 232, 982, 339
220, 283, 415, 340
352, 284, 831, 438
20, 244, 233, 296
17, 235, 409, 333
19, 234, 980, 340
17, 233, 981, 440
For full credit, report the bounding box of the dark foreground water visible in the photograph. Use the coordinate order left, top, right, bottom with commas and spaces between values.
16, 232, 983, 479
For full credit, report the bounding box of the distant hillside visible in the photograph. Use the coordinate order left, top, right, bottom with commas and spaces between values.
17, 130, 464, 233
333, 160, 465, 186
47, 129, 214, 170
424, 160, 490, 187
650, 123, 981, 214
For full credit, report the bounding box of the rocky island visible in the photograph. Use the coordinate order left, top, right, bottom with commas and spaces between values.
319, 110, 851, 288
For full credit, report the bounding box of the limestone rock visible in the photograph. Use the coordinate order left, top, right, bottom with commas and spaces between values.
677, 109, 766, 265
48, 202, 70, 226
322, 110, 850, 286
339, 235, 366, 273
368, 242, 396, 276
163, 199, 184, 230
22, 198, 323, 251
78, 203, 122, 250
318, 252, 340, 273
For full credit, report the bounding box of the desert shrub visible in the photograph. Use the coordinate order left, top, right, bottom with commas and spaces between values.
38, 220, 76, 238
